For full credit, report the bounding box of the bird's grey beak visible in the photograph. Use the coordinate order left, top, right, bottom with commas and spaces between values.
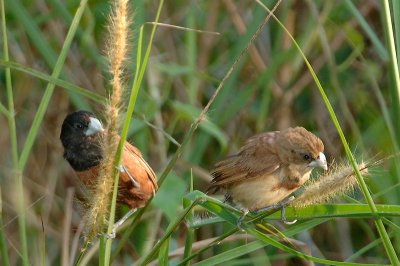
85, 117, 104, 136
309, 152, 328, 170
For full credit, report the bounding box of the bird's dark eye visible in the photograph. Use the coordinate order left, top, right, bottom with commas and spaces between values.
303, 154, 310, 161
74, 122, 85, 129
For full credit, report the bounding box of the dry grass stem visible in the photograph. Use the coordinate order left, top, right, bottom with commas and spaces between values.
290, 162, 368, 208
84, 0, 130, 240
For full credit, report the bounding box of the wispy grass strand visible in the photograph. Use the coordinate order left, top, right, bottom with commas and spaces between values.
255, 1, 399, 264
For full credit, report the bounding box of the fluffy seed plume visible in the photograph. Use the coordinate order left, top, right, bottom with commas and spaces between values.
290, 162, 368, 208
84, 0, 131, 240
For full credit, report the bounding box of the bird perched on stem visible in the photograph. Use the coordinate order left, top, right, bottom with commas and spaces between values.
60, 111, 157, 236
209, 127, 327, 224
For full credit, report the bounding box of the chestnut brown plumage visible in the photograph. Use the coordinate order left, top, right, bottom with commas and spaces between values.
209, 127, 327, 213
60, 111, 158, 210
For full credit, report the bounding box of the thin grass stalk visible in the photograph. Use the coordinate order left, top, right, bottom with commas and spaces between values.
5, 0, 57, 66
104, 0, 163, 263
7, 0, 88, 264
99, 237, 105, 266
182, 171, 194, 265
108, 26, 144, 260
158, 237, 170, 266
3, 0, 89, 109
189, 241, 267, 266
247, 226, 367, 266
85, 0, 131, 263
382, 0, 400, 255
382, 0, 400, 106
343, 24, 400, 215
116, 0, 283, 258
345, 231, 396, 262
1, 0, 17, 166
393, 0, 400, 68
1, 0, 22, 264
0, 60, 105, 103
343, 0, 388, 61
156, 0, 281, 189
0, 189, 10, 266
114, 0, 282, 257
17, 0, 89, 170
177, 229, 238, 266
255, 1, 399, 264
138, 198, 202, 266
73, 240, 90, 266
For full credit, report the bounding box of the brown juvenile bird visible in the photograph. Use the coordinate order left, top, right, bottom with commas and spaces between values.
209, 127, 327, 223
60, 111, 158, 236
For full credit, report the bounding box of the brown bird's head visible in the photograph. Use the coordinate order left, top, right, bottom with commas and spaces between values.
277, 127, 327, 171
60, 111, 105, 171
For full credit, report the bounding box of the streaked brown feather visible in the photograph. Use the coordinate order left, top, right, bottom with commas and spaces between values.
210, 131, 281, 189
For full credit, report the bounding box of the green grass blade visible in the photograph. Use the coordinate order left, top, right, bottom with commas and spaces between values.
255, 2, 399, 264
18, 0, 89, 170
343, 0, 388, 61
191, 241, 267, 266
5, 0, 57, 66
393, 0, 400, 68
138, 199, 201, 266
1, 0, 17, 167
345, 232, 395, 262
8, 2, 88, 262
177, 229, 238, 266
158, 236, 170, 266
0, 188, 10, 266
2, 0, 24, 263
46, 0, 105, 68
0, 60, 105, 104
246, 226, 384, 266
103, 1, 164, 264
182, 170, 194, 265
5, 0, 89, 109
382, 0, 400, 117
186, 191, 391, 266
185, 6, 198, 105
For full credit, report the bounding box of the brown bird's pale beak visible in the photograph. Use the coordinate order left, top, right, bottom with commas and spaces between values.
308, 152, 328, 170
85, 117, 104, 136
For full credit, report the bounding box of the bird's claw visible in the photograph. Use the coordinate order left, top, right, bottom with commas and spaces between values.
236, 209, 249, 231
103, 231, 116, 239
101, 208, 137, 239
279, 201, 297, 225
256, 196, 297, 225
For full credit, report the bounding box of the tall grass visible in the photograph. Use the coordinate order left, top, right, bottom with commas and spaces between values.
0, 0, 399, 265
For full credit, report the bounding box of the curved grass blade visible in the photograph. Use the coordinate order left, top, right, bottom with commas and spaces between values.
0, 60, 105, 103
255, 1, 399, 264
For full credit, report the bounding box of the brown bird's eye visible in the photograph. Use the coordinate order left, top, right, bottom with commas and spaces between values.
303, 154, 310, 161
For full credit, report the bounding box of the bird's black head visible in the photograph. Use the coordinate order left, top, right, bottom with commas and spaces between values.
60, 111, 104, 171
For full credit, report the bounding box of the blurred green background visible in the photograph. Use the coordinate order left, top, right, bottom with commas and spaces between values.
1, 0, 399, 265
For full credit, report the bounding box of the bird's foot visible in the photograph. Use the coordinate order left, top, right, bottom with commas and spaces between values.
236, 209, 249, 231
103, 208, 137, 239
117, 164, 140, 188
256, 196, 297, 225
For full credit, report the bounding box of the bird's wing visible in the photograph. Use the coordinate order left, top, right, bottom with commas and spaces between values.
210, 131, 281, 189
121, 141, 158, 192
